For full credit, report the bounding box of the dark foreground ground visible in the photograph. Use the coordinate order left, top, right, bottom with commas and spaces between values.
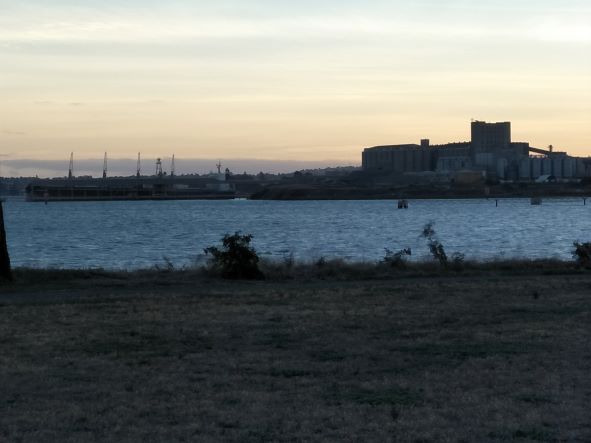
1, 267, 590, 442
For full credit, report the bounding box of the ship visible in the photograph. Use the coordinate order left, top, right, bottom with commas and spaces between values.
26, 158, 238, 202
25, 180, 236, 202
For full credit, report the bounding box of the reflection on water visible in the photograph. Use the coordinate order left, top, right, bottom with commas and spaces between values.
3, 197, 589, 269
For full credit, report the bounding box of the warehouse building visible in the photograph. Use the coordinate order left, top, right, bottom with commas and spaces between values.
362, 121, 589, 181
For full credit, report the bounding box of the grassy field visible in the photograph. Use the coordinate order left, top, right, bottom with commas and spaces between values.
1, 266, 590, 442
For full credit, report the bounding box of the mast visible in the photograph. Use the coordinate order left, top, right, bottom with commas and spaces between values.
68, 152, 74, 179
136, 152, 141, 177
170, 154, 175, 178
102, 152, 108, 179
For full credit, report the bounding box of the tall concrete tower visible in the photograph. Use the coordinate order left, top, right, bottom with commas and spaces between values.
471, 121, 511, 170
471, 121, 511, 152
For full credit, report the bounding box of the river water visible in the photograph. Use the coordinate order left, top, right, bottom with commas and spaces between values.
2, 197, 589, 269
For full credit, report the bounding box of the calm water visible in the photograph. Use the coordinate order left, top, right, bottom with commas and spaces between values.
2, 197, 589, 269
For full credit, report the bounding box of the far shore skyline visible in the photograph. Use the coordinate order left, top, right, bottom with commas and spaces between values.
0, 157, 358, 178
2, 116, 591, 177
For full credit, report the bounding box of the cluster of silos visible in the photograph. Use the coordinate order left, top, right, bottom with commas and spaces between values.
436, 156, 471, 171
518, 155, 583, 180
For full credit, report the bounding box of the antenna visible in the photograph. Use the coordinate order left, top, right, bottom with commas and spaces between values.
155, 158, 163, 177
68, 152, 74, 179
216, 161, 222, 174
170, 154, 175, 178
136, 152, 141, 177
102, 152, 108, 179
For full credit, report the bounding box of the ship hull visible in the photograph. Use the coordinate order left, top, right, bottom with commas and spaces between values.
25, 183, 237, 202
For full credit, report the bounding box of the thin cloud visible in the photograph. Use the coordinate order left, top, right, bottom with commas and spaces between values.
0, 16, 393, 42
2, 14, 586, 45
1, 2, 589, 46
529, 20, 591, 43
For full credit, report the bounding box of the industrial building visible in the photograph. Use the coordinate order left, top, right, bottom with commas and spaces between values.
362, 121, 590, 181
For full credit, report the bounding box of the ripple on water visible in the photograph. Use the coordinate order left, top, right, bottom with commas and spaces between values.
3, 197, 590, 269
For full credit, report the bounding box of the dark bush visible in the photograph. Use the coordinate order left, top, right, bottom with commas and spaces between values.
204, 232, 264, 280
573, 242, 591, 269
383, 248, 412, 269
421, 222, 448, 267
450, 252, 465, 271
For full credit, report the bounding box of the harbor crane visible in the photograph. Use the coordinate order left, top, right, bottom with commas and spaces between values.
155, 158, 163, 177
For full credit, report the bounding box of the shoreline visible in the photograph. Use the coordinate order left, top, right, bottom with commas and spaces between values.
3, 257, 586, 289
3, 182, 591, 202
250, 188, 591, 200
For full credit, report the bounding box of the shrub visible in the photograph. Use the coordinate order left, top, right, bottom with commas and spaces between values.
283, 252, 295, 269
450, 252, 465, 271
428, 242, 447, 266
153, 256, 175, 272
204, 232, 264, 280
383, 248, 412, 269
573, 242, 591, 269
421, 222, 448, 267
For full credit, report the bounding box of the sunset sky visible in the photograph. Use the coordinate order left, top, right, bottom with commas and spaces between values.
1, 0, 590, 174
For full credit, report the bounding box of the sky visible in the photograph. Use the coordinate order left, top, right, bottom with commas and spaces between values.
1, 0, 590, 176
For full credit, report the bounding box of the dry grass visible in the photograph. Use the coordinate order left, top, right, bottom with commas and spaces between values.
258, 257, 583, 280
1, 268, 590, 442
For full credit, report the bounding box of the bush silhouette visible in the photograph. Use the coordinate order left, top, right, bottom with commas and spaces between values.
421, 222, 448, 267
573, 242, 591, 269
383, 248, 412, 269
204, 232, 264, 280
